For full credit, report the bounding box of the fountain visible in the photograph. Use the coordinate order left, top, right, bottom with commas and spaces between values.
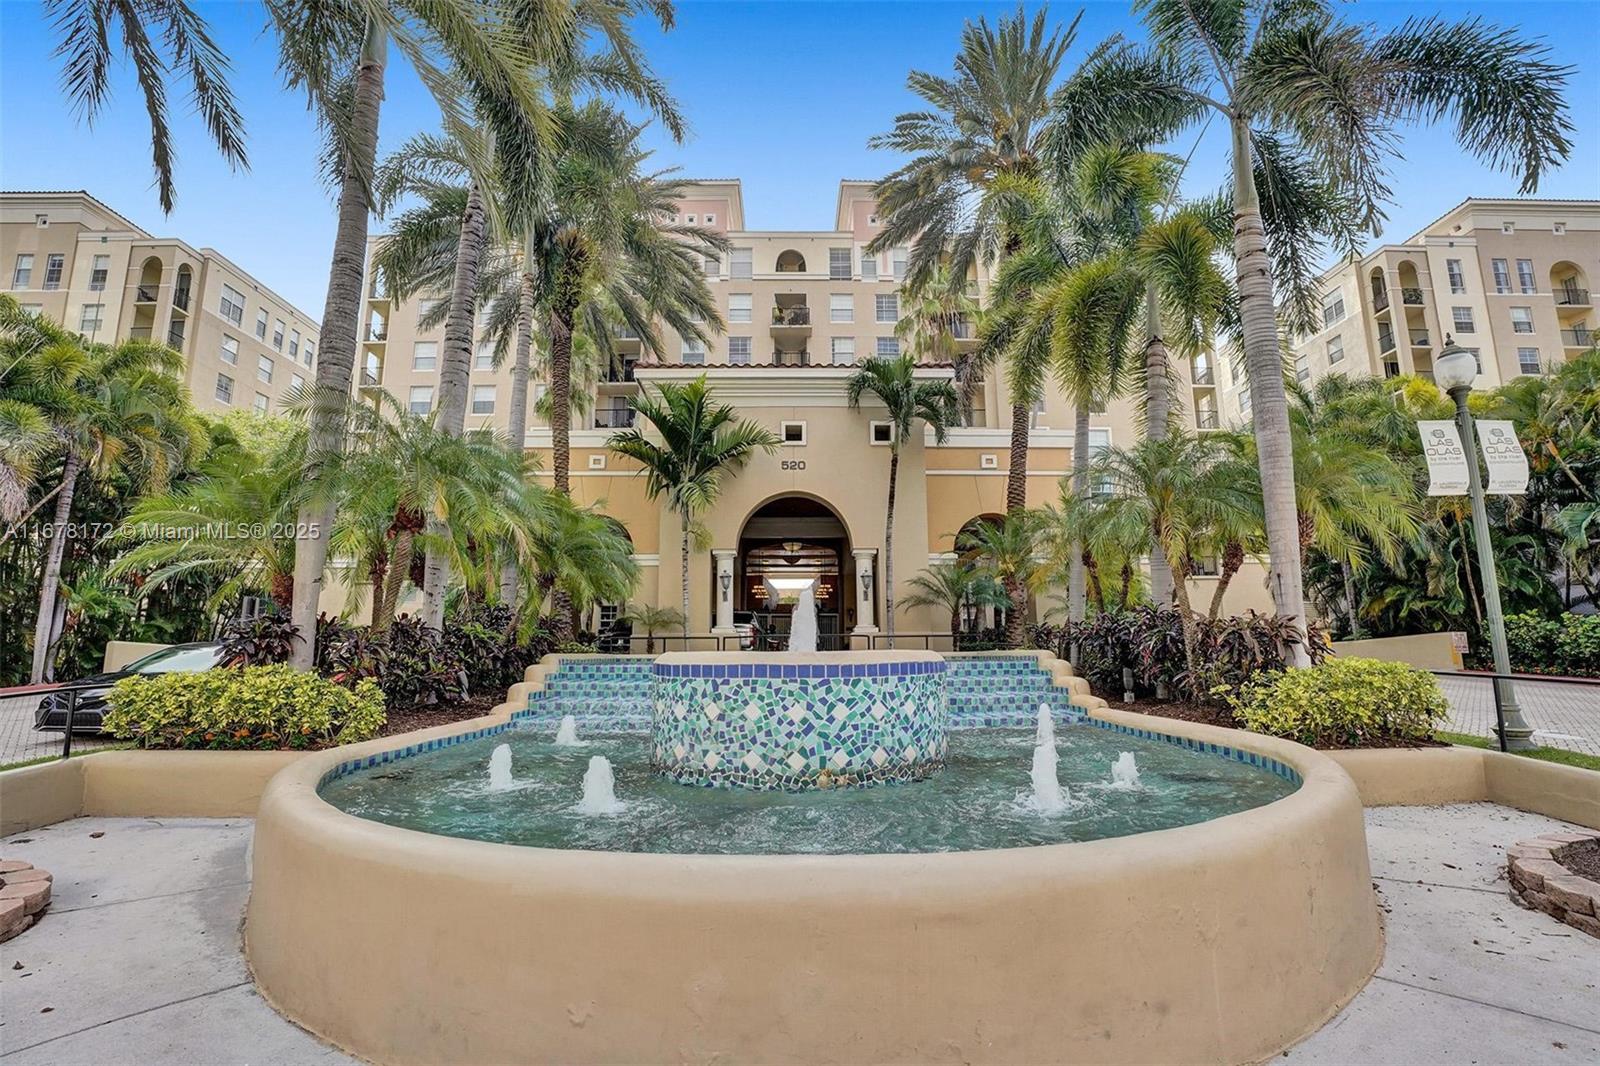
1111, 751, 1141, 789
553, 715, 581, 746
1035, 702, 1056, 745
486, 743, 513, 791
1030, 739, 1068, 813
576, 755, 623, 814
787, 581, 819, 652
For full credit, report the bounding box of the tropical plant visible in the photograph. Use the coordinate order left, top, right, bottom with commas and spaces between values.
869, 5, 1082, 514
511, 492, 637, 644
956, 510, 1048, 648
619, 603, 684, 654
1225, 657, 1448, 748
608, 377, 779, 626
1064, 1, 1573, 663
901, 561, 1008, 644
846, 354, 960, 642
1038, 484, 1153, 617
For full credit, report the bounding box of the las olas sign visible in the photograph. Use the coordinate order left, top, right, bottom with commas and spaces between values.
1418, 419, 1530, 497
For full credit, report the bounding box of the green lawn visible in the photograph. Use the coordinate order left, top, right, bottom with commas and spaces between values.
1436, 731, 1600, 772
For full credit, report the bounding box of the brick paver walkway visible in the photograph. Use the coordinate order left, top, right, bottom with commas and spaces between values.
1438, 674, 1600, 757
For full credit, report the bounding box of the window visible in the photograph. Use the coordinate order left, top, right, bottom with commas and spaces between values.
474, 343, 494, 371
1518, 347, 1542, 375
1517, 259, 1536, 294
220, 284, 245, 325
780, 421, 807, 445
1465, 348, 1483, 374
702, 253, 719, 277
730, 248, 752, 280
1295, 356, 1311, 383
418, 297, 442, 321
255, 308, 268, 338
728, 336, 752, 364
257, 355, 274, 383
1510, 306, 1534, 334
220, 335, 239, 365
11, 254, 33, 288
85, 254, 109, 292
829, 248, 852, 279
290, 373, 304, 392
830, 336, 856, 364
412, 341, 437, 370
1446, 259, 1465, 294
891, 248, 908, 282
704, 213, 715, 226
19, 304, 42, 315
1553, 222, 1567, 236
303, 342, 314, 367
1029, 396, 1047, 429
1321, 292, 1345, 327
287, 329, 299, 358
875, 293, 899, 323
42, 254, 64, 290
681, 335, 706, 364
78, 303, 104, 332
870, 421, 895, 446
829, 294, 853, 323
215, 373, 234, 404
272, 319, 285, 350
860, 252, 877, 281
876, 336, 900, 357
471, 385, 496, 414
685, 214, 696, 224
1491, 259, 1511, 294
728, 293, 752, 323
1326, 334, 1344, 365
1501, 221, 1516, 235
1238, 386, 1252, 415
253, 393, 270, 414
1451, 306, 1476, 334
408, 386, 433, 415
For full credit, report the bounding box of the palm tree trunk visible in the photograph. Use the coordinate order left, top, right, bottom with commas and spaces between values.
1002, 576, 1025, 648
1069, 404, 1090, 628
29, 451, 80, 683
679, 517, 691, 637
1084, 550, 1105, 612
290, 20, 387, 670
1230, 116, 1309, 667
1143, 281, 1176, 607
1338, 559, 1363, 639
1208, 542, 1244, 620
1005, 401, 1030, 513
498, 230, 537, 606
1118, 560, 1132, 610
372, 526, 413, 635
949, 606, 961, 645
1458, 524, 1484, 629
884, 447, 899, 646
1170, 570, 1204, 702
549, 263, 583, 497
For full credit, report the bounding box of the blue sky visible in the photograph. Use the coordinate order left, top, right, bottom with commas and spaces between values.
3, 0, 1597, 317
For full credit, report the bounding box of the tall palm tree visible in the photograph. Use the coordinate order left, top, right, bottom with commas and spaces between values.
0, 298, 63, 523
1070, 2, 1573, 663
894, 264, 981, 416
607, 377, 779, 626
869, 5, 1081, 515
900, 561, 1007, 645
846, 354, 961, 643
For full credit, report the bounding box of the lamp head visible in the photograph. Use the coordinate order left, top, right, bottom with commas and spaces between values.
1434, 335, 1477, 393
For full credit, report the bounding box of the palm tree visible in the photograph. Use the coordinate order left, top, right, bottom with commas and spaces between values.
956, 511, 1047, 649
846, 354, 961, 643
894, 264, 982, 416
1038, 483, 1153, 616
901, 561, 1007, 646
13, 329, 204, 681
1071, 2, 1573, 663
619, 603, 684, 654
608, 377, 779, 626
0, 298, 62, 523
869, 5, 1082, 515
512, 491, 637, 643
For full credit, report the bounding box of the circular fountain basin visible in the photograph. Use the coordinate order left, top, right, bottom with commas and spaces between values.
651, 651, 947, 790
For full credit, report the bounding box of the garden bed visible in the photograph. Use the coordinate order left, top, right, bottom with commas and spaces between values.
1106, 698, 1450, 750
375, 693, 504, 738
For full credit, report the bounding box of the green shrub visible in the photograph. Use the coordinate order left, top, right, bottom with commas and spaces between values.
103, 665, 385, 750
1497, 611, 1600, 677
1223, 657, 1448, 748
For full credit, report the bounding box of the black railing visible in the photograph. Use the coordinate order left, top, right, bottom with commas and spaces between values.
950, 318, 976, 340
603, 361, 637, 383
593, 409, 635, 429
135, 285, 157, 303
365, 325, 387, 341
1556, 288, 1590, 307
1428, 669, 1600, 753
1378, 328, 1397, 353
1401, 287, 1425, 305
1196, 410, 1219, 430
773, 350, 810, 366
172, 288, 190, 311
1409, 328, 1430, 347
1192, 366, 1215, 385
771, 306, 811, 326
166, 327, 185, 349
1373, 290, 1390, 312
1561, 327, 1594, 348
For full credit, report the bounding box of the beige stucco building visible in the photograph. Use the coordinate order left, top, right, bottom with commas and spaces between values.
2, 191, 322, 416
1215, 198, 1599, 424
360, 179, 1271, 638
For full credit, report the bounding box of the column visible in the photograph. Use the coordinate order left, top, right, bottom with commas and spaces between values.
852, 548, 879, 634
711, 549, 737, 634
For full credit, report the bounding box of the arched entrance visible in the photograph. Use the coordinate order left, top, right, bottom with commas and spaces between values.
735, 495, 854, 649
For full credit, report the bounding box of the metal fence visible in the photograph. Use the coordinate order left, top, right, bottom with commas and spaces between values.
1430, 670, 1599, 757
0, 680, 121, 768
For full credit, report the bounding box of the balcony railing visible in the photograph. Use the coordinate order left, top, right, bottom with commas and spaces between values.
602, 361, 637, 383
1196, 411, 1219, 430
593, 409, 636, 429
950, 317, 976, 340
1556, 288, 1591, 307
773, 350, 810, 366
360, 368, 382, 388
166, 326, 185, 349
172, 288, 190, 311
129, 326, 153, 341
771, 305, 811, 326
1372, 290, 1390, 312
1383, 361, 1401, 379
1562, 327, 1595, 348
1401, 287, 1425, 305
1409, 328, 1430, 347
135, 285, 158, 303
1378, 328, 1397, 354
1192, 366, 1215, 386
364, 324, 387, 341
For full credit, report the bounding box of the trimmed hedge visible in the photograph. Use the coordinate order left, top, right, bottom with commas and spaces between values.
104, 665, 385, 750
1496, 611, 1600, 678
1223, 657, 1448, 748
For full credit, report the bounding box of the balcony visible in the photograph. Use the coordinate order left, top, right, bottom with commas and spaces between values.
172, 288, 190, 312
1562, 327, 1595, 349
1378, 328, 1397, 354
1401, 287, 1425, 306
772, 350, 810, 366
950, 316, 977, 345
1196, 410, 1219, 430
1556, 288, 1591, 308
166, 325, 185, 349
1192, 365, 1216, 386
593, 409, 636, 429
364, 324, 387, 342
601, 360, 637, 384
613, 325, 642, 355
1409, 328, 1430, 347
771, 305, 811, 326
135, 285, 158, 304
1372, 290, 1390, 312
129, 326, 153, 341
360, 368, 382, 388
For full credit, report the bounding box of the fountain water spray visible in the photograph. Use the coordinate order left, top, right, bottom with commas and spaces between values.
1111, 752, 1141, 789
577, 755, 624, 815
1035, 703, 1056, 746
487, 743, 513, 791
1030, 703, 1068, 813
553, 715, 581, 746
788, 582, 819, 653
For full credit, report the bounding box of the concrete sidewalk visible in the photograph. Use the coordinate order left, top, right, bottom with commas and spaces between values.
1, 806, 1595, 1064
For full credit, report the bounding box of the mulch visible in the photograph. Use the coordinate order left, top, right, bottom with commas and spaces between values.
377, 693, 504, 738
1559, 839, 1600, 882
1105, 698, 1448, 750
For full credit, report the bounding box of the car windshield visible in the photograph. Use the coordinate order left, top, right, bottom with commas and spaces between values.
127, 645, 220, 674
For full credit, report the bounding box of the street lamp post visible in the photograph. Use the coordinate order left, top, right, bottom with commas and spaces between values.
1433, 337, 1534, 752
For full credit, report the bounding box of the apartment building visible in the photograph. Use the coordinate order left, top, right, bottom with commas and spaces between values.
1, 191, 321, 416
1215, 198, 1599, 423
359, 179, 1260, 636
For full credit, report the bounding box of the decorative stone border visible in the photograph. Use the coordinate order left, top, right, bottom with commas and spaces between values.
0, 858, 53, 941
1506, 829, 1600, 939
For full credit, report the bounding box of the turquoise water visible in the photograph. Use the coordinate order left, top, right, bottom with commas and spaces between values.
319, 725, 1297, 855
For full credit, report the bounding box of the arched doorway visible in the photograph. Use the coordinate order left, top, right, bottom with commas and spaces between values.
735, 495, 853, 649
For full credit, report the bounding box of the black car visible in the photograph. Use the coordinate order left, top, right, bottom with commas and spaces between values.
34, 642, 227, 734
